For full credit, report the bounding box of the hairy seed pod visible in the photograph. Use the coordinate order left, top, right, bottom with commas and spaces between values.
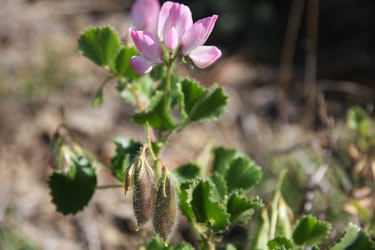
132, 158, 154, 229
153, 172, 178, 243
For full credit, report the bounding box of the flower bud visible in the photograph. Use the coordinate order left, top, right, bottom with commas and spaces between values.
132, 158, 154, 229
153, 170, 178, 244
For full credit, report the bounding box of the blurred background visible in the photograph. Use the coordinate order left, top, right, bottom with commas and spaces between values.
0, 0, 374, 249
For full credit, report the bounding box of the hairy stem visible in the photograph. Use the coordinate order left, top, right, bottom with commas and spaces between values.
146, 122, 160, 178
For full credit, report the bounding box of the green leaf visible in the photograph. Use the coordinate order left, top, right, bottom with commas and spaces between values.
132, 91, 175, 130
91, 88, 104, 108
212, 146, 239, 175
227, 193, 263, 225
190, 180, 230, 232
180, 78, 228, 122
268, 237, 294, 250
209, 172, 227, 202
146, 237, 172, 250
174, 242, 195, 250
48, 155, 97, 215
117, 74, 154, 107
110, 47, 139, 79
331, 224, 375, 250
145, 237, 194, 250
174, 162, 201, 183
226, 157, 262, 192
292, 215, 331, 247
179, 180, 198, 222
189, 85, 227, 121
110, 137, 142, 182
180, 78, 205, 114
78, 26, 122, 66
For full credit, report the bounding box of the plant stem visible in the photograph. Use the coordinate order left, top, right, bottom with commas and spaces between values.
158, 119, 189, 156
156, 61, 174, 157
269, 169, 287, 239
164, 61, 173, 117
117, 77, 145, 111
96, 184, 123, 189
146, 122, 160, 178
190, 220, 211, 246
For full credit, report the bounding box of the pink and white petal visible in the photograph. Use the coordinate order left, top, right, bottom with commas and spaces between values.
143, 0, 160, 34
165, 27, 179, 50
131, 0, 148, 30
131, 0, 159, 33
174, 3, 193, 41
182, 15, 218, 55
158, 1, 177, 41
130, 56, 154, 75
188, 46, 222, 68
129, 28, 164, 63
158, 2, 192, 42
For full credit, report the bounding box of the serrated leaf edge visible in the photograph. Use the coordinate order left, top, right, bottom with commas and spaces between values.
292, 214, 332, 246
78, 25, 123, 67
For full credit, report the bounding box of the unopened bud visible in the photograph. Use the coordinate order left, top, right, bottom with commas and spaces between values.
132, 158, 154, 229
153, 170, 178, 244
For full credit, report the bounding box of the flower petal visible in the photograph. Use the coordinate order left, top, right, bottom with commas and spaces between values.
165, 27, 178, 50
158, 1, 193, 43
130, 56, 154, 74
131, 0, 160, 34
182, 15, 218, 55
130, 28, 164, 63
188, 46, 222, 68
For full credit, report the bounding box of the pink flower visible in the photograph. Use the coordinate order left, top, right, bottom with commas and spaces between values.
129, 28, 164, 74
182, 15, 222, 68
158, 1, 193, 50
131, 0, 160, 34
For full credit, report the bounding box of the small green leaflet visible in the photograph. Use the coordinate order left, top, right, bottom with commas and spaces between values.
292, 215, 331, 247
132, 91, 175, 130
78, 26, 121, 67
179, 180, 198, 222
48, 155, 97, 215
146, 237, 172, 250
331, 223, 375, 250
212, 146, 239, 175
190, 180, 229, 232
174, 162, 201, 183
180, 78, 228, 122
91, 87, 104, 108
110, 47, 139, 79
146, 237, 194, 250
226, 157, 262, 192
174, 242, 195, 250
227, 193, 263, 225
209, 172, 228, 202
117, 74, 154, 107
110, 137, 142, 182
268, 236, 294, 250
